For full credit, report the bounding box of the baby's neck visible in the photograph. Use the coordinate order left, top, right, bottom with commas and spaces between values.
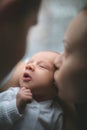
33, 94, 57, 102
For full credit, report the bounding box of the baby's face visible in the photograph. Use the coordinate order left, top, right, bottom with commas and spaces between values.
54, 10, 87, 103
19, 51, 59, 98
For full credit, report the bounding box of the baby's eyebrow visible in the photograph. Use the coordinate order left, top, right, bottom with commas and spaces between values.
38, 61, 51, 66
38, 61, 53, 68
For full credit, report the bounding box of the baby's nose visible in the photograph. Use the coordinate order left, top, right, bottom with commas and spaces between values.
25, 64, 34, 71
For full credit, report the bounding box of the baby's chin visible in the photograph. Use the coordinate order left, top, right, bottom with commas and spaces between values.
20, 82, 34, 90
21, 84, 31, 89
19, 82, 28, 89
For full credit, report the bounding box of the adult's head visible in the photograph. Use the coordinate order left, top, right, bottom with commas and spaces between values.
0, 0, 42, 82
54, 5, 87, 103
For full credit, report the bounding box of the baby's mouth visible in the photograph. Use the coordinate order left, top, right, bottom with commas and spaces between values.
23, 72, 32, 82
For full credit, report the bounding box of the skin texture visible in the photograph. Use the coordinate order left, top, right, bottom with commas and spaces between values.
0, 0, 41, 82
54, 9, 87, 104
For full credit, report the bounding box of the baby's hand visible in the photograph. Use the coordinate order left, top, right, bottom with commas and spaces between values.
16, 87, 32, 113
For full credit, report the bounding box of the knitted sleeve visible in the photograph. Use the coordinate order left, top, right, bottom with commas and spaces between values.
0, 87, 22, 129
